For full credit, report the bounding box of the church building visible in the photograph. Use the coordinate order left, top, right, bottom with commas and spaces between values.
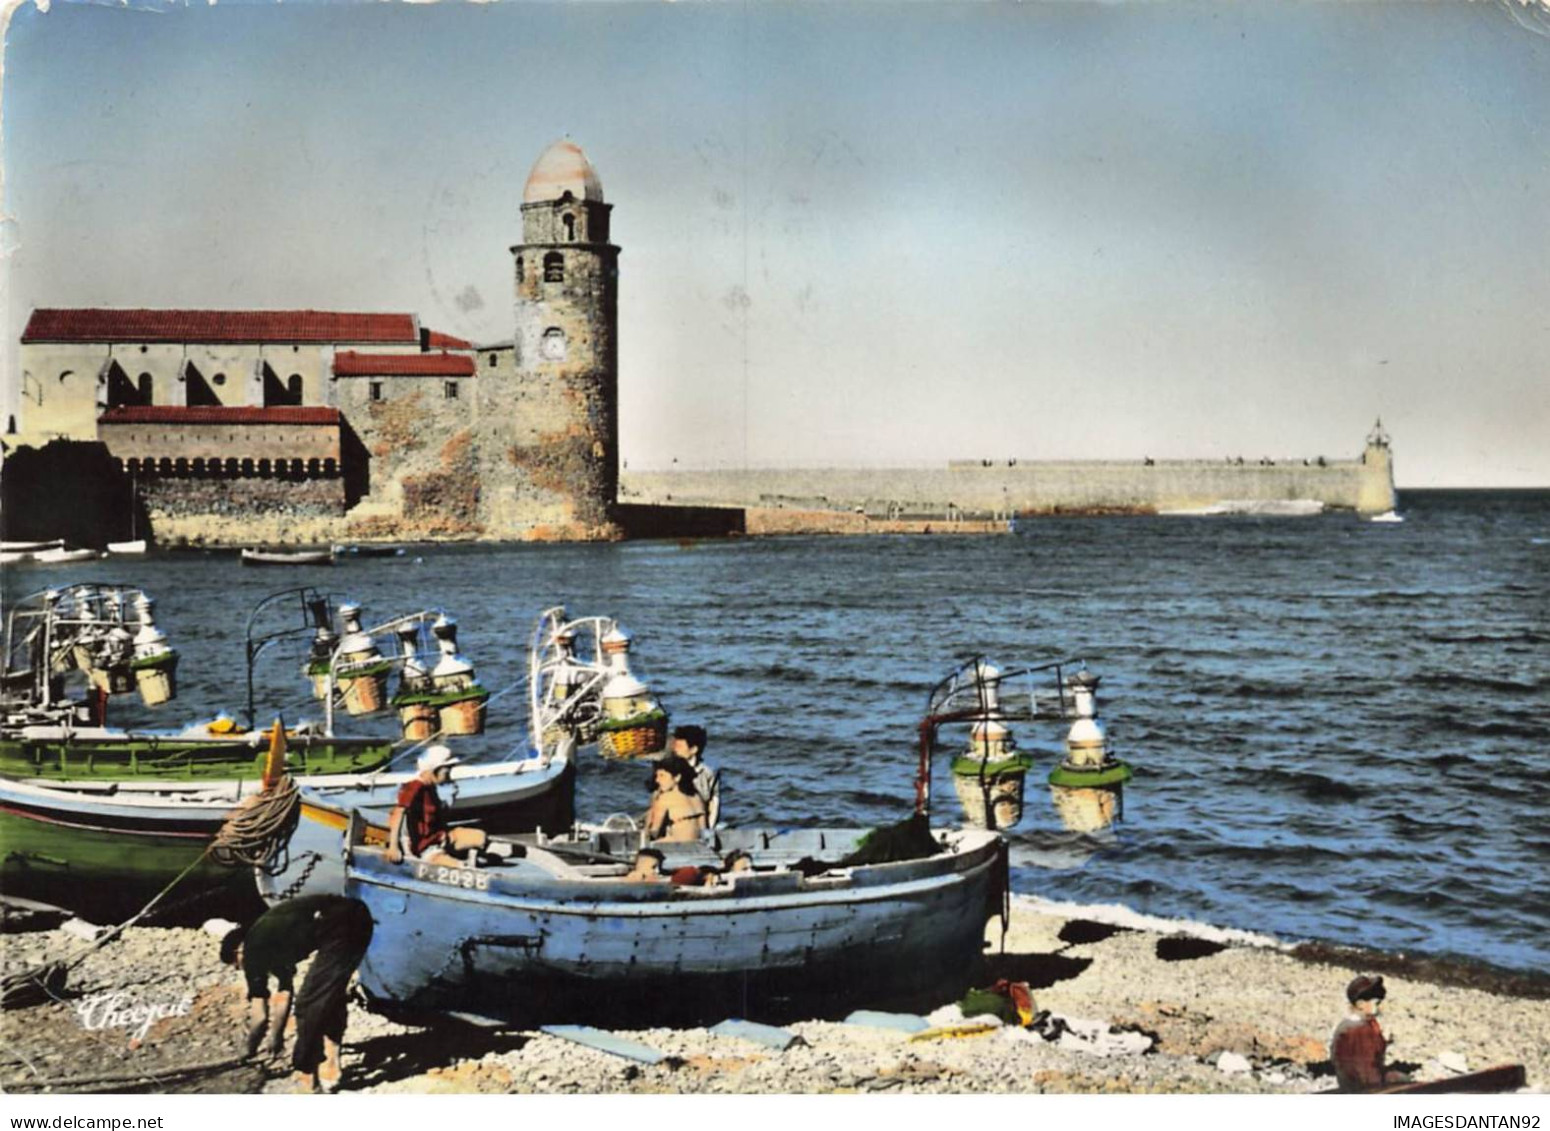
9, 140, 623, 545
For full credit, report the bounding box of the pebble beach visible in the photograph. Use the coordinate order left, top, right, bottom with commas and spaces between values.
4, 894, 1545, 1096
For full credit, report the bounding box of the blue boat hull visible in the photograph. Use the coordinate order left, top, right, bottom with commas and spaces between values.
348, 829, 1004, 1026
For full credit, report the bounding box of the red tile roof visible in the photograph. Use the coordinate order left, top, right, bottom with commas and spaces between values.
334, 351, 475, 377
23, 309, 419, 345
425, 329, 473, 349
98, 406, 342, 426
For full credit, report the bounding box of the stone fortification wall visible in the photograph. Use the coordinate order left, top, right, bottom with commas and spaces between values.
142, 476, 347, 546
327, 350, 622, 544
100, 419, 342, 465
333, 374, 481, 540
621, 448, 1396, 518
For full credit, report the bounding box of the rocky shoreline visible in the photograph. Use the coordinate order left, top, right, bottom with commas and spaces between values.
3, 895, 1545, 1095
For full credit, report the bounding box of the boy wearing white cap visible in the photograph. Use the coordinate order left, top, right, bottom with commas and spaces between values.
385, 745, 489, 866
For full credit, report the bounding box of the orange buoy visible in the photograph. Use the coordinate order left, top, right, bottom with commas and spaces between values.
262, 717, 287, 788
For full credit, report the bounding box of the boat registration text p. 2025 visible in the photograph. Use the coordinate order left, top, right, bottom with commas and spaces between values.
414, 861, 489, 890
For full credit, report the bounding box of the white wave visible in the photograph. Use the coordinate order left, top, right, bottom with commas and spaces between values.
1157, 499, 1326, 517
1010, 891, 1294, 950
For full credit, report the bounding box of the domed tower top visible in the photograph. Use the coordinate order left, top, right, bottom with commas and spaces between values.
523, 140, 605, 205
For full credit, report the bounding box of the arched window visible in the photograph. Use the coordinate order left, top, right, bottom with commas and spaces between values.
174, 458, 189, 477
286, 374, 303, 402
515, 256, 524, 283
241, 458, 255, 477
488, 353, 498, 367
227, 458, 240, 477
543, 252, 564, 283
307, 458, 321, 478
258, 458, 272, 478
138, 374, 154, 404
323, 458, 338, 477
158, 457, 173, 476
563, 213, 576, 241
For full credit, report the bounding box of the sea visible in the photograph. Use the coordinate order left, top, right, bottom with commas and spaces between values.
8, 489, 1547, 976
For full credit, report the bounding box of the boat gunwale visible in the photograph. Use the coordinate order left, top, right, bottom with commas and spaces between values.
346, 828, 1002, 919
1, 754, 571, 815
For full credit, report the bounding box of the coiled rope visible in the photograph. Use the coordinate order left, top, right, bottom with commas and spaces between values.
208, 775, 302, 869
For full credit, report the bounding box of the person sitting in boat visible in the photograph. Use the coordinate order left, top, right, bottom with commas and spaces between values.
643, 753, 708, 843
675, 848, 756, 887
721, 848, 754, 875
1331, 974, 1410, 1092
624, 847, 668, 882
385, 745, 489, 866
670, 724, 722, 828
220, 894, 374, 1093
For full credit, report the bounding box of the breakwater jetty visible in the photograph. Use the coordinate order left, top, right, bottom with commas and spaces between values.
621, 426, 1397, 533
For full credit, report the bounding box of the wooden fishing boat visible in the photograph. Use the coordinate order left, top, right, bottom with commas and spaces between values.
0, 751, 575, 921
29, 547, 102, 565
341, 639, 1058, 1028
0, 720, 393, 782
334, 544, 406, 558
1, 540, 65, 553
0, 584, 565, 920
347, 818, 1006, 1027
106, 539, 148, 555
240, 547, 336, 567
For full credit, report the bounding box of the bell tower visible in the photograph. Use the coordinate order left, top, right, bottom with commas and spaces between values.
512, 139, 620, 531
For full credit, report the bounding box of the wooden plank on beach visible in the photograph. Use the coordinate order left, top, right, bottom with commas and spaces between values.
540, 1025, 665, 1064
908, 1022, 1000, 1043
842, 1010, 930, 1034
710, 1019, 802, 1050
1378, 1064, 1526, 1095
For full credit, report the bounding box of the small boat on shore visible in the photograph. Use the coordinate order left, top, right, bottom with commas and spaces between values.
343, 642, 1036, 1027
348, 818, 1005, 1026
334, 544, 406, 558
0, 584, 572, 921
25, 546, 102, 565
241, 547, 336, 567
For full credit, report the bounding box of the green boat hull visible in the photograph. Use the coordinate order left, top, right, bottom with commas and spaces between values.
0, 799, 261, 922
0, 734, 394, 782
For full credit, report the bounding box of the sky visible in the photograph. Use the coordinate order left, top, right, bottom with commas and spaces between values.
2, 0, 1548, 487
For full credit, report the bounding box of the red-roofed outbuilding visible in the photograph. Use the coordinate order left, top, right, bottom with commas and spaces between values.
424, 329, 473, 350
334, 351, 475, 377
